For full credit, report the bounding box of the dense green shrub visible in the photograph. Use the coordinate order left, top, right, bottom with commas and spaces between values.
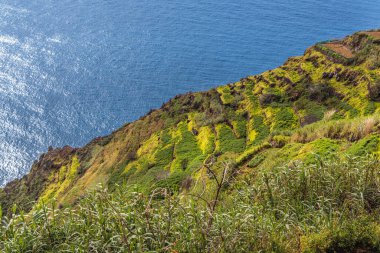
247, 154, 265, 168
249, 115, 270, 145
216, 124, 246, 153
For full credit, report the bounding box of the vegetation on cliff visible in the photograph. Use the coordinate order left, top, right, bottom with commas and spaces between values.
1, 30, 380, 252
1, 156, 380, 252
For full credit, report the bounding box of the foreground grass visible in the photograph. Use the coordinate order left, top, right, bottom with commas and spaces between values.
1, 155, 380, 253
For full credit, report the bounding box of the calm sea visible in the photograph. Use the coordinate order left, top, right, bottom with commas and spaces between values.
0, 0, 380, 185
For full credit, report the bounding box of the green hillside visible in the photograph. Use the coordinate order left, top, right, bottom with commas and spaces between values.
1, 30, 380, 252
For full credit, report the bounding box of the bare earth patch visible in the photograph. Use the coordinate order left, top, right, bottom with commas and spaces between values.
323, 42, 354, 58
361, 31, 380, 40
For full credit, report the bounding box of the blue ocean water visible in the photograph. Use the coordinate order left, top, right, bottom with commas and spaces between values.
0, 0, 380, 185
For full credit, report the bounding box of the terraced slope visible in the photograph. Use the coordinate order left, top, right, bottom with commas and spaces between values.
1, 30, 380, 213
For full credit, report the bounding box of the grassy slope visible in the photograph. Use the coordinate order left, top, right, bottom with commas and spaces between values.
1, 30, 380, 215
2, 155, 380, 252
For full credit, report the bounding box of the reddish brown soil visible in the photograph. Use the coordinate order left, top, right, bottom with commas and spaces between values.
323, 42, 354, 58
362, 31, 380, 40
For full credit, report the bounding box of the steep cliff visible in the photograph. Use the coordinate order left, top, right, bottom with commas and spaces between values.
1, 30, 380, 214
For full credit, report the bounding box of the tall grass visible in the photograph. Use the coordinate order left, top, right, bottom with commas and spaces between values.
291, 114, 380, 143
1, 155, 380, 252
